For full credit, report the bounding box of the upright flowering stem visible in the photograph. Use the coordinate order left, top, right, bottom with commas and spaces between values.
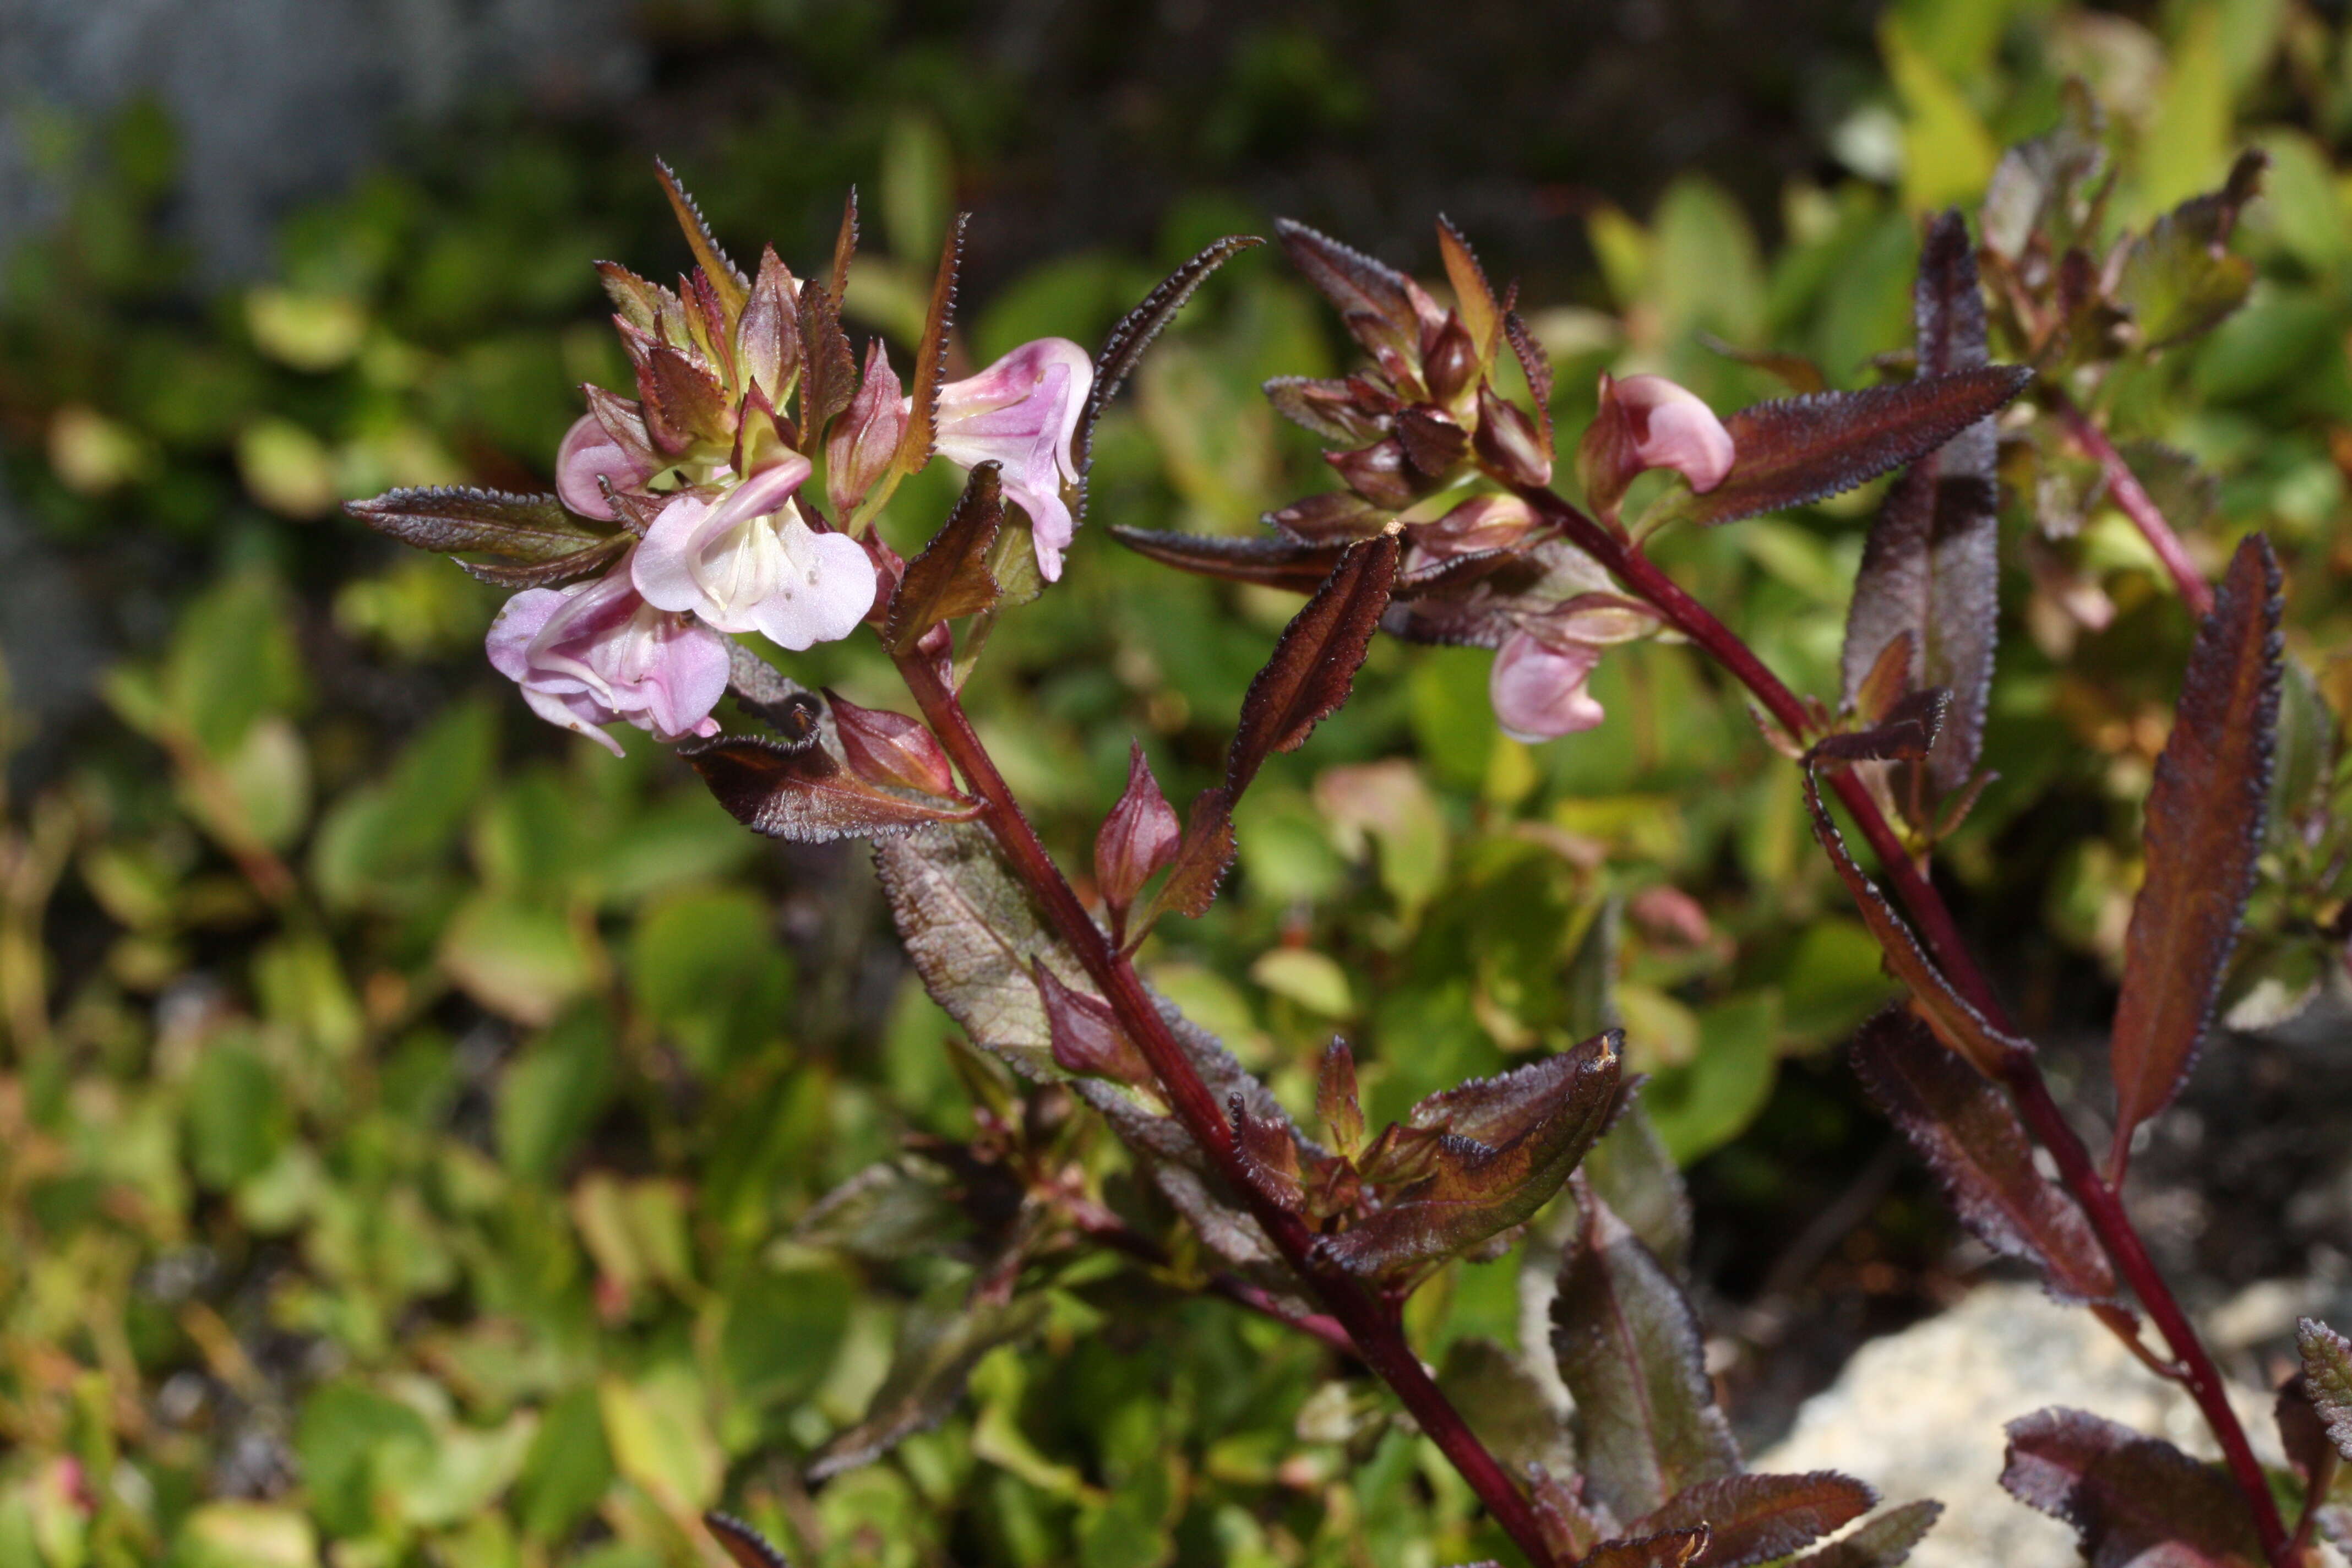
892, 648, 1560, 1568
1507, 482, 2295, 1568
2049, 388, 2216, 620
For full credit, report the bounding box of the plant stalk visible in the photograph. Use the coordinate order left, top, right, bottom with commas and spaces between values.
2049, 389, 2215, 619
1511, 483, 2295, 1568
894, 647, 1558, 1568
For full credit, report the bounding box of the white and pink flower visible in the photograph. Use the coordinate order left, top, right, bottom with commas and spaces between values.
1577, 372, 1737, 518
487, 553, 730, 755
631, 455, 877, 651
928, 338, 1093, 581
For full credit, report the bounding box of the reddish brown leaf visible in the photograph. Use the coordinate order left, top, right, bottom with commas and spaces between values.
1436, 216, 1501, 358
345, 486, 608, 560
685, 734, 980, 842
1631, 1472, 1877, 1568
1840, 211, 2001, 793
1803, 768, 2030, 1079
1691, 366, 2030, 527
1321, 1032, 1624, 1284
454, 536, 630, 589
737, 244, 803, 407
1787, 1501, 1943, 1568
1851, 1009, 2115, 1302
887, 462, 1004, 651
2299, 1319, 2352, 1464
1109, 527, 1353, 593
2108, 536, 2282, 1166
1316, 1039, 1365, 1157
896, 213, 968, 473
1397, 406, 1471, 476
1276, 217, 1423, 360
1225, 532, 1400, 793
1076, 235, 1264, 514
829, 187, 858, 303
1551, 1191, 1741, 1520
1095, 743, 1180, 916
1504, 310, 1555, 453
706, 1512, 791, 1568
1812, 690, 1952, 766
1581, 1531, 1712, 1568
796, 279, 859, 440
641, 342, 733, 453
1270, 489, 1397, 545
2001, 1408, 2264, 1568
654, 160, 747, 320
1264, 375, 1391, 446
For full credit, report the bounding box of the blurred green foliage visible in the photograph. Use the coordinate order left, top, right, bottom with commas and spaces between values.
2, 2, 2351, 1564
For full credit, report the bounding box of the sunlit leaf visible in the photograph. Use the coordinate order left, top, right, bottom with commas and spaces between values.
1630, 1472, 1877, 1568
687, 732, 980, 843
1788, 1500, 1943, 1568
807, 1288, 1049, 1480
2297, 1319, 2352, 1463
888, 461, 1004, 650
655, 159, 748, 320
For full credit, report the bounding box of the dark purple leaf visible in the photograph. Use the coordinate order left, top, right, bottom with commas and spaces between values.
1397, 406, 1471, 477
796, 279, 858, 440
1851, 1009, 2115, 1302
2001, 1407, 2263, 1568
1551, 1190, 1741, 1519
1265, 375, 1391, 446
1156, 787, 1237, 921
1505, 311, 1554, 453
2299, 1319, 2352, 1463
888, 461, 1005, 651
2110, 536, 2282, 1164
1803, 766, 2031, 1079
1225, 532, 1400, 794
1276, 217, 1423, 360
1076, 235, 1264, 515
345, 486, 609, 559
1631, 1472, 1877, 1568
1096, 742, 1180, 916
706, 1512, 791, 1568
1271, 489, 1397, 545
1690, 366, 2030, 526
1580, 1530, 1712, 1568
686, 734, 979, 843
1812, 690, 1952, 766
1110, 527, 1352, 594
640, 342, 732, 453
895, 213, 968, 473
1321, 1032, 1624, 1285
1787, 1501, 1943, 1568
654, 159, 747, 318
1840, 211, 2000, 791
1475, 382, 1554, 486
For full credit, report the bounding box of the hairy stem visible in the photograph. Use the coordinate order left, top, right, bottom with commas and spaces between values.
1512, 483, 2295, 1568
894, 647, 1558, 1568
2049, 389, 2216, 620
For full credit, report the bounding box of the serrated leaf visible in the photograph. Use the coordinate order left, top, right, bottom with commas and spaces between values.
2000, 1407, 2263, 1568
1630, 1472, 1877, 1568
1851, 1009, 2115, 1302
1840, 211, 1999, 792
1226, 532, 1400, 793
2109, 536, 2282, 1166
2297, 1319, 2352, 1463
2117, 151, 2267, 350
455, 536, 630, 589
1110, 526, 1352, 592
1276, 218, 1422, 360
1688, 367, 2030, 526
707, 1512, 791, 1568
1585, 1099, 1692, 1279
641, 342, 732, 453
1551, 1191, 1740, 1519
796, 280, 859, 440
888, 461, 1004, 650
873, 823, 1097, 1080
1504, 311, 1554, 453
1322, 1032, 1624, 1284
1157, 787, 1238, 920
1582, 1530, 1712, 1568
1436, 216, 1501, 357
345, 487, 609, 560
1787, 1500, 1943, 1568
1812, 689, 1952, 766
685, 734, 979, 843
807, 1288, 1049, 1480
655, 159, 748, 322
1266, 375, 1391, 445
1801, 763, 2030, 1079
1076, 235, 1263, 516
895, 213, 967, 473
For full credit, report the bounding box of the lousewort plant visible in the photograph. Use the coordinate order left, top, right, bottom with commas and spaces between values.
349, 106, 2352, 1568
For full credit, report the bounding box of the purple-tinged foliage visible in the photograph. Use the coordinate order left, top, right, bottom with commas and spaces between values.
826, 693, 957, 798
2108, 536, 2282, 1171
886, 461, 1005, 651
1579, 1530, 1712, 1568
2001, 1408, 2265, 1568
2299, 1319, 2352, 1463
684, 725, 979, 842
1627, 1471, 1877, 1568
706, 1512, 790, 1567
1785, 1501, 1943, 1568
1094, 744, 1180, 925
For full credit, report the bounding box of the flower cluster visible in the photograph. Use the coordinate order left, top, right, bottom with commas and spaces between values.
357, 173, 1091, 754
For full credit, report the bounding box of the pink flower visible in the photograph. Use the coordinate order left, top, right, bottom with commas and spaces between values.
487, 554, 729, 755
1489, 630, 1605, 743
631, 455, 876, 651
556, 410, 655, 521
1576, 373, 1736, 518
928, 338, 1092, 581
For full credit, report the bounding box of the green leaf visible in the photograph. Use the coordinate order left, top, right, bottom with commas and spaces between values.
1584, 1100, 1692, 1277
185, 1039, 288, 1191
1643, 993, 1782, 1163
439, 894, 598, 1027
1881, 15, 1997, 211
628, 887, 791, 1071
162, 569, 306, 757
720, 1266, 853, 1409
807, 1288, 1050, 1480
295, 1381, 435, 1537
599, 1365, 724, 1517
312, 699, 497, 908
2116, 151, 2267, 350
515, 1387, 613, 1542
497, 1004, 619, 1184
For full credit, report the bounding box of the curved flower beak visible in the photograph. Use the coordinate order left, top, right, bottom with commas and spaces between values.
487, 553, 730, 754
929, 337, 1093, 581
556, 410, 655, 521
1576, 372, 1736, 519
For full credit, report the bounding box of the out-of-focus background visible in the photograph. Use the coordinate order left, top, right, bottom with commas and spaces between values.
2, 3, 2349, 1566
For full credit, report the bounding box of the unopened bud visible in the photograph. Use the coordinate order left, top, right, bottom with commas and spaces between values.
1423, 313, 1480, 405
827, 692, 957, 796
1327, 437, 1419, 509
1316, 1039, 1366, 1158
827, 340, 909, 519
1414, 493, 1536, 559
1036, 961, 1151, 1082
1095, 743, 1180, 914
736, 244, 803, 406
1473, 383, 1553, 487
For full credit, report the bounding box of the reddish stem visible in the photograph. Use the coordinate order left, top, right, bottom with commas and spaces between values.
1511, 484, 2295, 1568
2050, 389, 2216, 619
894, 649, 1558, 1568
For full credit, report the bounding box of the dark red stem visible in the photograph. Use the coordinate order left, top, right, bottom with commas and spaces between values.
894, 649, 1558, 1568
1513, 484, 2295, 1568
2049, 388, 2216, 619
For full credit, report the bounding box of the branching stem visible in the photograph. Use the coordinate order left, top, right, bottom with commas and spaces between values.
2049, 387, 2216, 619
894, 647, 1558, 1568
1511, 483, 2295, 1568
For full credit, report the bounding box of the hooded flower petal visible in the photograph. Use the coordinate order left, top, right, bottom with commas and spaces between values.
929, 337, 1093, 581
556, 411, 655, 520
1489, 629, 1606, 743
1611, 374, 1736, 492
487, 552, 729, 754
630, 454, 876, 649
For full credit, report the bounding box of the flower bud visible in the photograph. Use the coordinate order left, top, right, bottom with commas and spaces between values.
1327, 437, 1418, 509
1095, 743, 1180, 914
1036, 960, 1151, 1082
828, 340, 908, 519
1473, 383, 1553, 487
1423, 313, 1480, 405
827, 692, 957, 797
1576, 372, 1735, 518
1413, 493, 1536, 559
